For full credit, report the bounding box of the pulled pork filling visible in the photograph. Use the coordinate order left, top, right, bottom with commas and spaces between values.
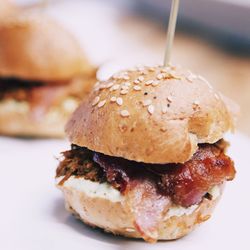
56, 141, 235, 242
56, 140, 235, 208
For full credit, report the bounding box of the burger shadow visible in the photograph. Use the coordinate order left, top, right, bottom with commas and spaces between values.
52, 198, 142, 249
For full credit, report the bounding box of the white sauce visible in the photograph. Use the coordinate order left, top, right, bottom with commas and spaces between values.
56, 176, 123, 203
208, 185, 221, 200
57, 176, 220, 217
166, 204, 199, 218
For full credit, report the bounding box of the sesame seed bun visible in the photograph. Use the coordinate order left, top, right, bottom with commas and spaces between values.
0, 11, 93, 82
57, 176, 222, 242
66, 65, 237, 164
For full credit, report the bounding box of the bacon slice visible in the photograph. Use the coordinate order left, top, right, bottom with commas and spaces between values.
124, 180, 171, 242
151, 143, 236, 207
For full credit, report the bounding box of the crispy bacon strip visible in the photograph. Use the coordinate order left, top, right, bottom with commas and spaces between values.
124, 180, 171, 242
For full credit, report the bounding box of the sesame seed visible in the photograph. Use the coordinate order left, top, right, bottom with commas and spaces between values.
124, 82, 131, 87
157, 74, 164, 80
167, 96, 173, 103
120, 89, 128, 95
97, 100, 106, 108
138, 76, 144, 82
133, 85, 141, 91
106, 82, 114, 88
116, 97, 123, 106
120, 110, 130, 117
152, 81, 159, 87
193, 100, 200, 105
147, 105, 155, 115
92, 96, 100, 106
110, 96, 117, 102
145, 80, 153, 86
133, 79, 140, 84
142, 99, 152, 106
121, 85, 129, 90
161, 105, 168, 114
149, 67, 155, 72
110, 84, 120, 91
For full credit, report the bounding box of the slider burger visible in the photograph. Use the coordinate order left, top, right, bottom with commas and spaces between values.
0, 12, 96, 137
56, 65, 237, 242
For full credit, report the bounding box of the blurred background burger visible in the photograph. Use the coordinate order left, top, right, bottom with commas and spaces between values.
0, 4, 96, 137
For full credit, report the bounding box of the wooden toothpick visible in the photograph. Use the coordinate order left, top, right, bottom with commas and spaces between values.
164, 0, 180, 66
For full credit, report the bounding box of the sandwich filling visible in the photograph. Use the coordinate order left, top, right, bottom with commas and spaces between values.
56, 140, 235, 242
0, 76, 94, 120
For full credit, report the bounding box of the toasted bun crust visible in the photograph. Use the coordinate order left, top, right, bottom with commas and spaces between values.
66, 65, 236, 164
0, 12, 93, 81
57, 178, 221, 241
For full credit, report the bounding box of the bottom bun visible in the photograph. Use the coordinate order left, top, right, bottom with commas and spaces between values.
56, 176, 222, 241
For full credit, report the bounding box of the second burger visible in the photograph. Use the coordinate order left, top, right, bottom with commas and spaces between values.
0, 11, 96, 137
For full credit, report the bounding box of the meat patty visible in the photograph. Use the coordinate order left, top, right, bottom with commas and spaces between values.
56, 140, 235, 207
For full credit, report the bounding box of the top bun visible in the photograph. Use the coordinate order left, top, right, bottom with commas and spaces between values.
0, 12, 93, 81
66, 65, 237, 164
